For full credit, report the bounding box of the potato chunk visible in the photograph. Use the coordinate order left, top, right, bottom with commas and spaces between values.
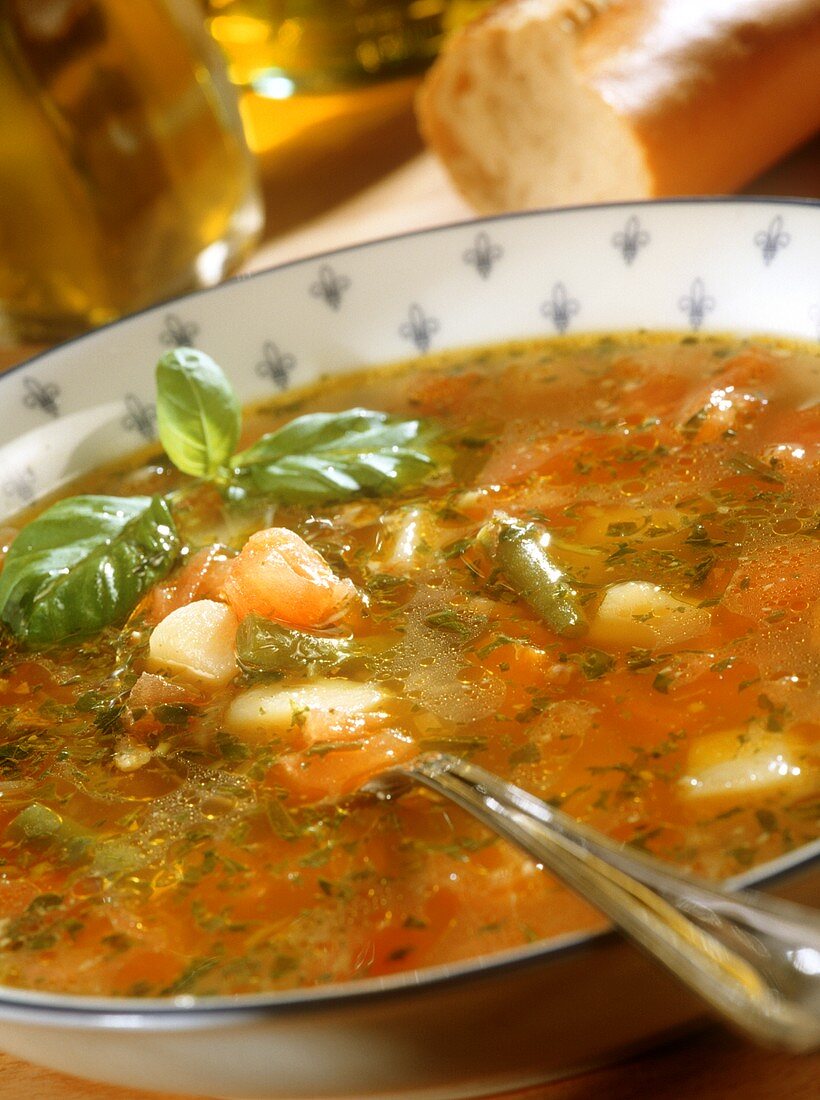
147, 599, 238, 687
680, 724, 811, 801
225, 679, 384, 741
590, 581, 711, 650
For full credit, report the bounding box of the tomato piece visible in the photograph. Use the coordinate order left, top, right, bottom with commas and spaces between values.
146, 545, 233, 624
275, 730, 415, 802
223, 527, 354, 628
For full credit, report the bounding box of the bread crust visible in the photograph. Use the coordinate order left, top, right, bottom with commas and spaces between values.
417, 0, 820, 210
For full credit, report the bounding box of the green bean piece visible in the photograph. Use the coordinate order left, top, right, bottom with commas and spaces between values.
495, 520, 588, 637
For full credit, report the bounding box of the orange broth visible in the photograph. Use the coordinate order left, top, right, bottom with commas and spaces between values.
0, 332, 818, 997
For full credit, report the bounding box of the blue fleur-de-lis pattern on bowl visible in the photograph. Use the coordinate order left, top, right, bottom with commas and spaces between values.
612, 215, 650, 265
463, 231, 503, 279
255, 341, 296, 390
22, 377, 60, 418
541, 283, 580, 334
121, 394, 157, 440
754, 215, 790, 266
678, 278, 715, 332
160, 313, 199, 347
1, 202, 817, 525
310, 264, 351, 311
399, 304, 439, 353
4, 466, 36, 504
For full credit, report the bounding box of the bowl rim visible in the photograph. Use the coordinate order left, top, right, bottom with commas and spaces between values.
4, 193, 819, 383
0, 195, 818, 1026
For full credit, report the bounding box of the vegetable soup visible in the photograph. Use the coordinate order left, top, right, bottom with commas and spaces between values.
0, 333, 818, 998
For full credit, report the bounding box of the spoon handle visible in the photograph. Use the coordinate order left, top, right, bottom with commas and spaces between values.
403, 753, 820, 1052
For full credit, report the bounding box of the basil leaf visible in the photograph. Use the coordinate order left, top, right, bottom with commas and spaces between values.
236, 615, 354, 676
0, 495, 179, 644
230, 408, 435, 503
156, 348, 241, 478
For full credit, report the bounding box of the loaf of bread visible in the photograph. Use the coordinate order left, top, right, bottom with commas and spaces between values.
417, 0, 820, 211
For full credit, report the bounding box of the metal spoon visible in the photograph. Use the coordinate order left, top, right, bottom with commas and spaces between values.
363, 752, 820, 1053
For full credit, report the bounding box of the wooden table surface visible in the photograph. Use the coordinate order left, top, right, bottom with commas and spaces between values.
0, 78, 818, 1099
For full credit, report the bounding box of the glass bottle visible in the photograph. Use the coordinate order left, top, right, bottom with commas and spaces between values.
0, 0, 263, 342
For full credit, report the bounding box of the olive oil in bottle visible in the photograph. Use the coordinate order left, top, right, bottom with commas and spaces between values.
0, 0, 262, 342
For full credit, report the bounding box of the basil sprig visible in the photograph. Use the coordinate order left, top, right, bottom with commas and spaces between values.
0, 348, 438, 646
157, 349, 436, 503
0, 495, 178, 645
